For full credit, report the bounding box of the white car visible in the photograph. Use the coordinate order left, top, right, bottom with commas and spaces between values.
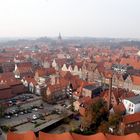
32, 114, 38, 120
32, 108, 38, 111
66, 105, 71, 109
5, 115, 11, 119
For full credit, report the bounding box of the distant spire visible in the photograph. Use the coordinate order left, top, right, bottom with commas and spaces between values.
58, 32, 62, 41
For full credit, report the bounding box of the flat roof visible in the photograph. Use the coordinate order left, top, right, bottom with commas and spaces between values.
33, 111, 73, 133
83, 85, 101, 91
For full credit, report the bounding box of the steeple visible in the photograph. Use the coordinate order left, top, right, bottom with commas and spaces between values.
58, 32, 62, 41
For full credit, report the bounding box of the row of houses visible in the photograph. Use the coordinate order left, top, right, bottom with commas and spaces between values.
12, 56, 140, 96
51, 60, 140, 95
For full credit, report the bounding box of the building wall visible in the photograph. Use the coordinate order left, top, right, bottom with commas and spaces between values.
82, 88, 92, 98
123, 99, 134, 114
132, 85, 140, 92
124, 122, 140, 134
73, 101, 80, 111
122, 99, 140, 114
93, 69, 102, 83
88, 71, 94, 82
123, 76, 133, 90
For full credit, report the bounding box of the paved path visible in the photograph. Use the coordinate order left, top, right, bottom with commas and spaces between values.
0, 132, 6, 140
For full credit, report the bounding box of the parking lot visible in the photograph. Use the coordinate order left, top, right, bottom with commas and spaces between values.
4, 93, 41, 110
14, 113, 60, 132
0, 94, 72, 129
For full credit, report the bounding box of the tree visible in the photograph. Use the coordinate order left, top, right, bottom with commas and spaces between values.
108, 113, 122, 134
98, 121, 109, 133
109, 113, 122, 126
90, 99, 108, 126
81, 98, 109, 132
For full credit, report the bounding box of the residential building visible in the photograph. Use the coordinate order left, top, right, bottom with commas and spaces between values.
123, 95, 140, 114
82, 84, 102, 98
120, 112, 140, 134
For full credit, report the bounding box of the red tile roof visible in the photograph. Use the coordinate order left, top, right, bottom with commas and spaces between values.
39, 131, 73, 140
7, 131, 140, 140
113, 103, 126, 114
106, 133, 140, 140
0, 79, 25, 99
72, 132, 107, 140
120, 58, 140, 70
123, 112, 140, 124
131, 75, 140, 85
7, 131, 36, 140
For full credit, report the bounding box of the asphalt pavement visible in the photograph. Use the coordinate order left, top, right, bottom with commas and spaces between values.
0, 99, 71, 127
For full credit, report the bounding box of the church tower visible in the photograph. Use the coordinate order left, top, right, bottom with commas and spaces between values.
58, 32, 62, 41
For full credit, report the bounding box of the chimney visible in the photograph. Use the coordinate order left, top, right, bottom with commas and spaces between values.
108, 77, 112, 110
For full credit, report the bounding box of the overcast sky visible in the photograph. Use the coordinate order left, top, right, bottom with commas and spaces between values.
0, 0, 139, 38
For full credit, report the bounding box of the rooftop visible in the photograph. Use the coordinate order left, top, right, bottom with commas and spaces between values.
7, 131, 140, 140
123, 112, 140, 124
83, 84, 100, 91
125, 95, 140, 104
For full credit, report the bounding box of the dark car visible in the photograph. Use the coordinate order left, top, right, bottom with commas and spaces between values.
73, 115, 79, 120
27, 109, 32, 113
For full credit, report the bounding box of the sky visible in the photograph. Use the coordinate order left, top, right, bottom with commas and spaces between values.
0, 0, 140, 38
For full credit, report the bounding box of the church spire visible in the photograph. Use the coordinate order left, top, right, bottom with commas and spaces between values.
58, 32, 62, 41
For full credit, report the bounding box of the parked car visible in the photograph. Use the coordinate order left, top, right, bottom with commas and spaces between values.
39, 114, 45, 120
27, 109, 32, 113
38, 105, 44, 109
31, 120, 37, 124
19, 111, 24, 115
32, 108, 38, 111
14, 113, 18, 117
73, 115, 79, 120
5, 115, 11, 119
66, 105, 71, 109
32, 114, 38, 120
24, 110, 28, 114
